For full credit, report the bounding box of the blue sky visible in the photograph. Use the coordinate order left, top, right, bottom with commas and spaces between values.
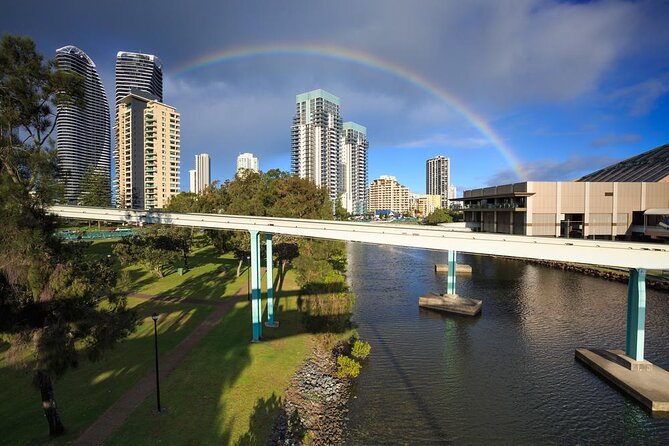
2, 0, 669, 195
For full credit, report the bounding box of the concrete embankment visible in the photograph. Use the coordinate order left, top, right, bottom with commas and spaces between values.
514, 258, 669, 292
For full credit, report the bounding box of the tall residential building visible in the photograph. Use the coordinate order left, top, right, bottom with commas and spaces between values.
236, 152, 259, 174
55, 45, 111, 204
291, 89, 342, 205
115, 90, 180, 209
189, 169, 197, 193
367, 175, 410, 215
194, 153, 211, 193
115, 51, 163, 105
426, 155, 450, 208
340, 122, 368, 215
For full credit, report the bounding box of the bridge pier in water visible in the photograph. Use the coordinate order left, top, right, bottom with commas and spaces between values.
576, 267, 669, 415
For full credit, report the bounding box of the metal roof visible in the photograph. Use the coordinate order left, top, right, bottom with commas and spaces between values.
577, 144, 669, 182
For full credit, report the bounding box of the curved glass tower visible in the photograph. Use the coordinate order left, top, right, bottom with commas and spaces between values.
115, 51, 163, 104
55, 45, 111, 204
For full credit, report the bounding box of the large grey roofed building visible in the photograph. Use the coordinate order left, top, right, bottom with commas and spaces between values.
578, 143, 669, 182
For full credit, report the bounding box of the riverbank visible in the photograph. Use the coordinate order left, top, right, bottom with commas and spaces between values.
270, 336, 355, 445
515, 257, 669, 291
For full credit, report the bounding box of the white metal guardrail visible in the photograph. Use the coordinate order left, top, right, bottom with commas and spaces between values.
50, 205, 669, 270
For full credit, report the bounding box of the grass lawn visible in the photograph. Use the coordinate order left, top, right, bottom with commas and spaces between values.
107, 272, 315, 446
0, 297, 214, 445
0, 240, 249, 445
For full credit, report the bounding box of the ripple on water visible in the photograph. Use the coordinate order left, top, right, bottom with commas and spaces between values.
345, 243, 669, 445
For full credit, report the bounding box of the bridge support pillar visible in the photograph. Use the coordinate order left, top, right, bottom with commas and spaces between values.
447, 250, 457, 295
625, 268, 647, 361
249, 230, 263, 342
265, 233, 279, 327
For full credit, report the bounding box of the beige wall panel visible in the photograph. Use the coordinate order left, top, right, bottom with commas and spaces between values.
588, 183, 614, 213
561, 182, 585, 213
533, 213, 556, 236
616, 183, 642, 213
644, 183, 669, 208
530, 182, 557, 213
590, 213, 612, 236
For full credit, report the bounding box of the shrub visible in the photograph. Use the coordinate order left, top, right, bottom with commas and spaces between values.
351, 340, 371, 360
336, 356, 361, 378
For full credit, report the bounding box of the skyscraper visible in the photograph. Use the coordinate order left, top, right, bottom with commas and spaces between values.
115, 90, 180, 209
236, 152, 259, 174
193, 153, 211, 193
189, 169, 197, 193
115, 51, 163, 104
55, 45, 111, 204
291, 89, 342, 205
426, 155, 450, 208
340, 122, 368, 215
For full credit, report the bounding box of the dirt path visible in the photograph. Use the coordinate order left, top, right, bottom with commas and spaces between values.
73, 285, 250, 445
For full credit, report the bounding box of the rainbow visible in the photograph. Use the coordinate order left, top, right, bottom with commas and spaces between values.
173, 43, 526, 181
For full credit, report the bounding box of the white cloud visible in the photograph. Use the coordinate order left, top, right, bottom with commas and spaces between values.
485, 154, 619, 185
610, 76, 669, 117
590, 133, 642, 148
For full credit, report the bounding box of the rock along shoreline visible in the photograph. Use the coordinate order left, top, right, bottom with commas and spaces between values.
270, 338, 354, 445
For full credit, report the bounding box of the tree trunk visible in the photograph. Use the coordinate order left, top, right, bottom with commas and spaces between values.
237, 259, 243, 278
183, 252, 189, 270
36, 371, 65, 437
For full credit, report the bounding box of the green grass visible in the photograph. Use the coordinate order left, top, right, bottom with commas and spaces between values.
0, 241, 250, 445
107, 272, 314, 446
0, 297, 214, 445
128, 245, 249, 300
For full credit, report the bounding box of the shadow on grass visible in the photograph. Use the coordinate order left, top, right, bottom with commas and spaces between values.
0, 298, 214, 446
235, 393, 283, 446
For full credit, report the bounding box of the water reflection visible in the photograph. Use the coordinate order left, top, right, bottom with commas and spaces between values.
346, 243, 669, 444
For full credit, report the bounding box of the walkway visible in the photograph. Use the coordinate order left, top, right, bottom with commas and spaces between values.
73, 284, 250, 445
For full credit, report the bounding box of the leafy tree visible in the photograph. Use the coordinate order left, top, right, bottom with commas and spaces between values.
0, 34, 137, 437
113, 233, 180, 278
79, 166, 110, 207
334, 194, 349, 220
424, 208, 454, 225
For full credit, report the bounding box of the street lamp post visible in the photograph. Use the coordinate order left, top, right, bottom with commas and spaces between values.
151, 312, 161, 413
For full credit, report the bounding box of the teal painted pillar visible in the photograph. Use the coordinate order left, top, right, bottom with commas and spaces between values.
265, 233, 278, 327
447, 250, 457, 295
625, 268, 646, 361
249, 230, 262, 342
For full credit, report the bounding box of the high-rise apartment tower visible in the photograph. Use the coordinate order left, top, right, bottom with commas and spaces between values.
291, 89, 342, 205
115, 90, 180, 209
55, 45, 111, 204
115, 51, 163, 104
191, 153, 211, 193
236, 152, 259, 174
340, 122, 368, 215
426, 155, 451, 208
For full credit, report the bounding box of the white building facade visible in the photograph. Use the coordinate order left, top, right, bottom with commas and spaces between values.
340, 122, 368, 215
236, 152, 259, 174
291, 89, 342, 205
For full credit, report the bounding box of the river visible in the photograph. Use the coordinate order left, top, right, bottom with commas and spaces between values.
345, 242, 669, 445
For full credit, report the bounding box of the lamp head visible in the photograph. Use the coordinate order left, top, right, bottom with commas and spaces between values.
151, 312, 158, 321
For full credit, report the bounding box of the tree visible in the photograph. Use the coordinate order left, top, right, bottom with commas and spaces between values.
0, 34, 137, 437
113, 233, 180, 278
79, 166, 110, 207
79, 166, 110, 228
424, 208, 453, 225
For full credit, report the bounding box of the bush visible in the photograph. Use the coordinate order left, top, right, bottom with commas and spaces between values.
336, 356, 361, 378
351, 340, 371, 360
